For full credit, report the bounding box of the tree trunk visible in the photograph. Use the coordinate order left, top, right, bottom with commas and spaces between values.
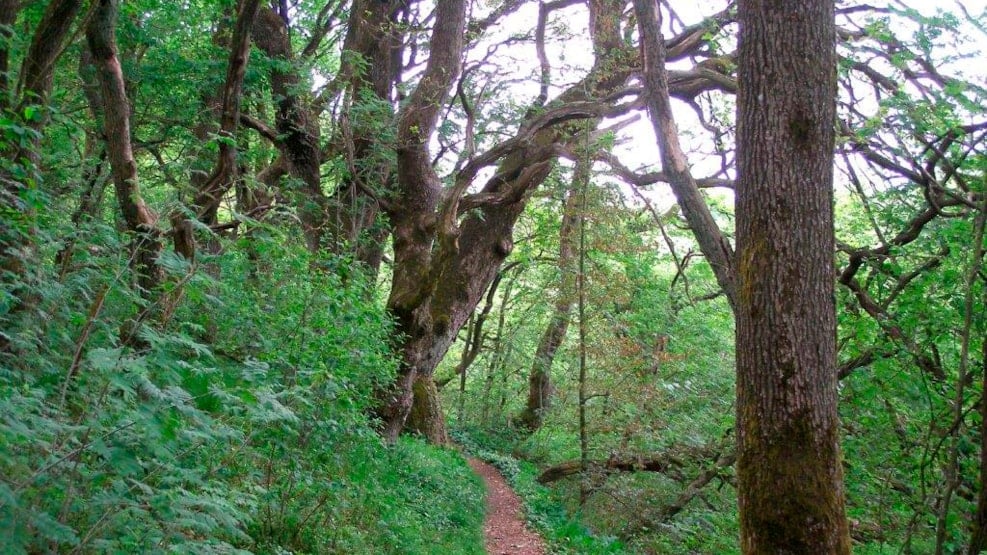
252, 7, 327, 254
378, 0, 469, 443
406, 375, 449, 445
734, 0, 850, 552
970, 332, 987, 554
87, 0, 162, 296
516, 163, 583, 432
382, 0, 632, 443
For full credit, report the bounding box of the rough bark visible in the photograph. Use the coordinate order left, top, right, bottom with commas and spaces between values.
252, 7, 327, 253
734, 0, 850, 552
380, 0, 634, 443
87, 0, 162, 295
515, 168, 583, 432
406, 375, 449, 445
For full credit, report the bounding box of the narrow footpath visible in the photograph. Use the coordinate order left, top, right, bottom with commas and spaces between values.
468, 458, 546, 555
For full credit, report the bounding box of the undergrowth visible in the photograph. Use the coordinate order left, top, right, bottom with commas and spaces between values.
0, 229, 484, 554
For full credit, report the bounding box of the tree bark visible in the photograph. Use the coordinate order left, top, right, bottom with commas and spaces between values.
515, 166, 583, 431
734, 0, 850, 552
379, 0, 634, 443
87, 0, 162, 295
252, 7, 327, 254
405, 375, 449, 445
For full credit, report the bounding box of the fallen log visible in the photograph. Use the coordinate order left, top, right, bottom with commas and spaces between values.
536, 445, 720, 484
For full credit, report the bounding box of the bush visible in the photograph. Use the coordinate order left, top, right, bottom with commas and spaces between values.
0, 238, 483, 554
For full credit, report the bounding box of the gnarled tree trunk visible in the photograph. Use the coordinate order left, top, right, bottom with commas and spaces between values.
385, 0, 633, 443
252, 7, 327, 254
378, 0, 470, 444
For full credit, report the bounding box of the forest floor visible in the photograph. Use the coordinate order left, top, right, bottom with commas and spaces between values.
468, 458, 546, 555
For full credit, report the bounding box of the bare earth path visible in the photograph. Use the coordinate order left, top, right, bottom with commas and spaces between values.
468, 458, 546, 555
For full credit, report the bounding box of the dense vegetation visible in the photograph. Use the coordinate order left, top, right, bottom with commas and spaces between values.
2, 0, 987, 553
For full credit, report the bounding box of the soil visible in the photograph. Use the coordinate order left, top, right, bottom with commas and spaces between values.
468, 457, 546, 555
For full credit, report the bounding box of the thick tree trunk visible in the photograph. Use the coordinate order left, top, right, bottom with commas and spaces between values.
326, 0, 404, 275
87, 0, 162, 296
382, 0, 633, 443
734, 0, 850, 552
516, 165, 583, 432
252, 8, 327, 254
406, 375, 449, 445
378, 0, 469, 443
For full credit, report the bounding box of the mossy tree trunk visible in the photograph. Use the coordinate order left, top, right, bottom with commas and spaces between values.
407, 376, 449, 445
734, 0, 850, 552
381, 0, 634, 444
516, 165, 583, 432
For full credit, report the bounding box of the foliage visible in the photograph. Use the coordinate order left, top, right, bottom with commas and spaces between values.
0, 228, 483, 553
4, 0, 987, 552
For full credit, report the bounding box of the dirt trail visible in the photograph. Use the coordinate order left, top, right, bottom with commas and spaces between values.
468, 458, 546, 555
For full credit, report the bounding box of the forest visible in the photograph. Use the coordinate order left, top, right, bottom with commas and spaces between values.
2, 0, 986, 553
